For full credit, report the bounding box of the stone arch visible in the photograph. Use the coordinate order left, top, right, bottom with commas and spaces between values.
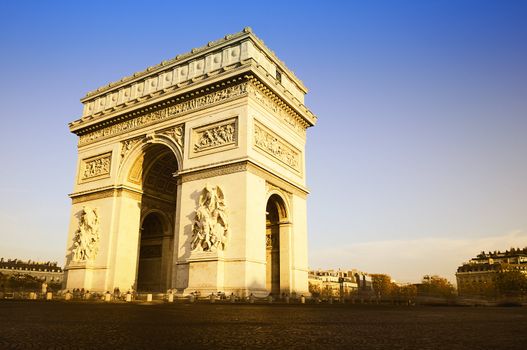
265, 191, 291, 224
117, 134, 183, 187
140, 209, 172, 235
120, 140, 180, 293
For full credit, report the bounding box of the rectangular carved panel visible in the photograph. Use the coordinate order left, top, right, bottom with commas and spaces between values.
190, 117, 238, 158
253, 121, 301, 173
79, 152, 112, 183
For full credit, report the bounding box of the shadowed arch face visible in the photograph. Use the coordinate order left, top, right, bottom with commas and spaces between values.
134, 144, 178, 292
266, 194, 288, 296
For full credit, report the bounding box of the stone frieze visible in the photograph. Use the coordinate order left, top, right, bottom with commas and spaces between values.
191, 118, 237, 156
79, 152, 112, 182
78, 82, 248, 146
247, 80, 308, 136
253, 122, 301, 173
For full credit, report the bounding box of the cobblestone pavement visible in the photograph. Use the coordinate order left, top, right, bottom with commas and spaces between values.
0, 301, 526, 349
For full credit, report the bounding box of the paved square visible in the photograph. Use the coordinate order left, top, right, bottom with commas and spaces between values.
0, 301, 525, 349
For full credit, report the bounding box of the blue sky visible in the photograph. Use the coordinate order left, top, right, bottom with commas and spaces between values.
0, 0, 525, 283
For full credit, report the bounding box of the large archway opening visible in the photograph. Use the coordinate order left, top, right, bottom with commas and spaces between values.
134, 144, 178, 292
265, 194, 288, 296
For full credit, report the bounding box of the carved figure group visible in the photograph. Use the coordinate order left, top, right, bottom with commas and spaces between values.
194, 124, 235, 151
72, 206, 100, 262
173, 125, 184, 148
191, 185, 229, 252
254, 125, 299, 169
83, 156, 110, 179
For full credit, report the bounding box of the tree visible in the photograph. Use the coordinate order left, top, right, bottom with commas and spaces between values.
308, 282, 321, 298
370, 274, 393, 299
399, 284, 417, 300
496, 270, 527, 297
419, 275, 456, 298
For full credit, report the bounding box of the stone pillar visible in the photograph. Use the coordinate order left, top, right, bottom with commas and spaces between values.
279, 222, 293, 294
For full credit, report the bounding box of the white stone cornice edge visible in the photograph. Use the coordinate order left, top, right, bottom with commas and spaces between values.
81, 27, 307, 105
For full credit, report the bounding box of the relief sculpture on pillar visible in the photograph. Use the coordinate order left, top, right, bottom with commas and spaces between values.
71, 206, 100, 262
191, 184, 228, 252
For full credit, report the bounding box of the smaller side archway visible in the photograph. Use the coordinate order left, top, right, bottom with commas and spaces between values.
265, 193, 290, 296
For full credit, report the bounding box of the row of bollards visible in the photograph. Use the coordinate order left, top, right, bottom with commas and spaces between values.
17, 290, 415, 306
22, 290, 310, 304
195, 293, 306, 304
26, 292, 53, 300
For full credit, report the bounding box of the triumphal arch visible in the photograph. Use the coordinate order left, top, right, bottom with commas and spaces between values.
63, 28, 316, 297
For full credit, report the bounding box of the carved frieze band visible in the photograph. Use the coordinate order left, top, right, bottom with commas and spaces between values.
191, 118, 237, 157
247, 79, 308, 136
79, 152, 112, 182
78, 82, 248, 146
253, 121, 301, 173
180, 162, 247, 183
70, 187, 143, 204
77, 78, 308, 146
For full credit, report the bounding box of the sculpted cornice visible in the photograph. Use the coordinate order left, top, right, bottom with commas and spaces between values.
76, 78, 248, 146
69, 159, 308, 203
246, 77, 312, 134
177, 158, 308, 197
179, 159, 248, 183
75, 76, 311, 146
69, 185, 143, 204
82, 28, 253, 101
76, 28, 310, 122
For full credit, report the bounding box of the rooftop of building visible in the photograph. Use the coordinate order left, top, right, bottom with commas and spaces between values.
473, 247, 527, 260
456, 248, 527, 273
0, 258, 63, 273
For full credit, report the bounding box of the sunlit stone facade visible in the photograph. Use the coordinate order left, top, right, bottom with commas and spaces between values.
456, 248, 527, 296
62, 28, 316, 297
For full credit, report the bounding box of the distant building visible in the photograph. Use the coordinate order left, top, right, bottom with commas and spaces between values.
0, 258, 63, 283
308, 269, 372, 297
456, 248, 527, 296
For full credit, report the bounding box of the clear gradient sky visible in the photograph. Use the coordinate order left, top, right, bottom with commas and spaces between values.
0, 0, 525, 284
